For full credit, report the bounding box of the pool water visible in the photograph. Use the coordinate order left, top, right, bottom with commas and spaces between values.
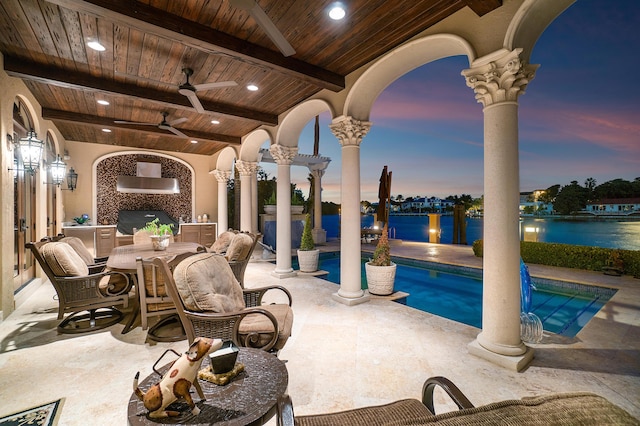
302, 252, 616, 338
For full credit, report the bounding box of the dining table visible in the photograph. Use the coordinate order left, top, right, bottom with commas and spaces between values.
107, 242, 205, 334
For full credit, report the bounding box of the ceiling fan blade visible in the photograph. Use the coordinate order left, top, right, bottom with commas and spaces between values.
193, 81, 238, 91
182, 90, 206, 113
230, 0, 296, 56
114, 120, 156, 125
168, 117, 188, 126
160, 125, 188, 138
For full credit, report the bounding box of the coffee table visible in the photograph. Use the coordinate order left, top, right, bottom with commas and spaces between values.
127, 348, 288, 425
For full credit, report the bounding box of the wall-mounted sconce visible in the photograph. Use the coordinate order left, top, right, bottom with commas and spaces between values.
8, 129, 44, 175
18, 130, 44, 175
65, 167, 78, 191
49, 155, 67, 186
43, 155, 78, 191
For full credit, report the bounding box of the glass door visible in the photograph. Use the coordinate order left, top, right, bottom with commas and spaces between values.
13, 101, 37, 292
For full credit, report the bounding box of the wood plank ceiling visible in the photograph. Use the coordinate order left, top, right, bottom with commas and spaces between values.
0, 0, 501, 156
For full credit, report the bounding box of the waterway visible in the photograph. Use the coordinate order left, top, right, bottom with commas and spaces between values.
320, 214, 640, 251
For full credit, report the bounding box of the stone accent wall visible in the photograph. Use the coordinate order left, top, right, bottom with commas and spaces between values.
96, 154, 192, 225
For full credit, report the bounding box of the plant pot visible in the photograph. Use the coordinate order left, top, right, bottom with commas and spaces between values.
291, 205, 304, 215
150, 235, 171, 251
365, 261, 396, 295
264, 205, 277, 215
297, 249, 320, 272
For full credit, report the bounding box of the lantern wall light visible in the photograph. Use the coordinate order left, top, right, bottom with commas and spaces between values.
8, 129, 44, 176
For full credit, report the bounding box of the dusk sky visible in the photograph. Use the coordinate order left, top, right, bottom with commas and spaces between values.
260, 0, 640, 204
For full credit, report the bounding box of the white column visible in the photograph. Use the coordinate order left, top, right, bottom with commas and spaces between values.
309, 165, 328, 244
211, 169, 230, 236
251, 164, 259, 234
329, 116, 371, 305
270, 144, 298, 278
462, 48, 538, 371
235, 160, 255, 233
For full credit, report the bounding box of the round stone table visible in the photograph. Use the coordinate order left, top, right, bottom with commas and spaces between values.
127, 348, 288, 425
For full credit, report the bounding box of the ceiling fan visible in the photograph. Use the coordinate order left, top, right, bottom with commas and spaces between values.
229, 0, 296, 57
115, 112, 189, 138
178, 67, 238, 113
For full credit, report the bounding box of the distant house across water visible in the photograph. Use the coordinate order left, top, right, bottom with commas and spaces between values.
585, 198, 640, 215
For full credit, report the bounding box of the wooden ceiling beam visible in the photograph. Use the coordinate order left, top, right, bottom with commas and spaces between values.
42, 107, 242, 145
4, 55, 277, 125
462, 0, 502, 16
44, 0, 345, 92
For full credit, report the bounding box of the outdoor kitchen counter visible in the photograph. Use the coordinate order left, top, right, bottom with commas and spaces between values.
61, 224, 117, 258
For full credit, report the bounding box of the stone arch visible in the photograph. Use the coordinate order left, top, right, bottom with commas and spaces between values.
239, 128, 273, 161
91, 150, 195, 224
504, 0, 575, 62
276, 99, 335, 147
344, 33, 475, 121
13, 95, 39, 134
215, 146, 238, 171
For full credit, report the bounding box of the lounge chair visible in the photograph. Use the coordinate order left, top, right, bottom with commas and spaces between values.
277, 376, 638, 425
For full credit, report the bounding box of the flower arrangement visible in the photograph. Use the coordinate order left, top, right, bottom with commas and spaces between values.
299, 213, 315, 251
369, 223, 391, 266
141, 218, 174, 236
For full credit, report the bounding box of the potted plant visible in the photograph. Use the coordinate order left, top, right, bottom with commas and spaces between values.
297, 213, 319, 272
142, 218, 174, 251
365, 223, 396, 295
291, 189, 305, 215
264, 191, 277, 215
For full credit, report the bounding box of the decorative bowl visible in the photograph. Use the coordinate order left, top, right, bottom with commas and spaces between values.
73, 214, 90, 225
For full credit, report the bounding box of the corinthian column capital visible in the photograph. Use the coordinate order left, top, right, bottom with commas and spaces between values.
235, 160, 258, 176
330, 116, 371, 147
269, 144, 298, 165
211, 169, 231, 183
309, 168, 325, 180
462, 48, 539, 107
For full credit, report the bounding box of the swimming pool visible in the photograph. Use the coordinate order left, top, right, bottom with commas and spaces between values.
301, 252, 616, 338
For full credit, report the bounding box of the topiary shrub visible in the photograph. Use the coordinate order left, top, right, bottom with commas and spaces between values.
370, 224, 391, 266
472, 239, 483, 257
300, 213, 315, 251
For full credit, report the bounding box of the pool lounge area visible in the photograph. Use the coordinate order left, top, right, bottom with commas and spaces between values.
0, 240, 638, 424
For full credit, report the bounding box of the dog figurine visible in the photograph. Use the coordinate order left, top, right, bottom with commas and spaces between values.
133, 337, 223, 418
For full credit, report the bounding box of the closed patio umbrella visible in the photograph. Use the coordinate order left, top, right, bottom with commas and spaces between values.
376, 165, 392, 226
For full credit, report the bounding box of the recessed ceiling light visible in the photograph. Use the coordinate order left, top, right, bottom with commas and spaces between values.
247, 84, 259, 91
211, 119, 220, 124
87, 41, 106, 51
102, 128, 112, 133
329, 3, 346, 20
190, 140, 198, 144
97, 100, 109, 105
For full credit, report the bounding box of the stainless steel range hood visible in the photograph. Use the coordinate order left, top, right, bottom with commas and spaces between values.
116, 176, 180, 194
116, 161, 180, 194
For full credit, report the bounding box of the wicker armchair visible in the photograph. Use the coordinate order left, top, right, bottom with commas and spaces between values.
26, 240, 131, 333
208, 230, 260, 288
154, 252, 293, 352
226, 232, 260, 288
134, 250, 204, 342
277, 376, 638, 425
